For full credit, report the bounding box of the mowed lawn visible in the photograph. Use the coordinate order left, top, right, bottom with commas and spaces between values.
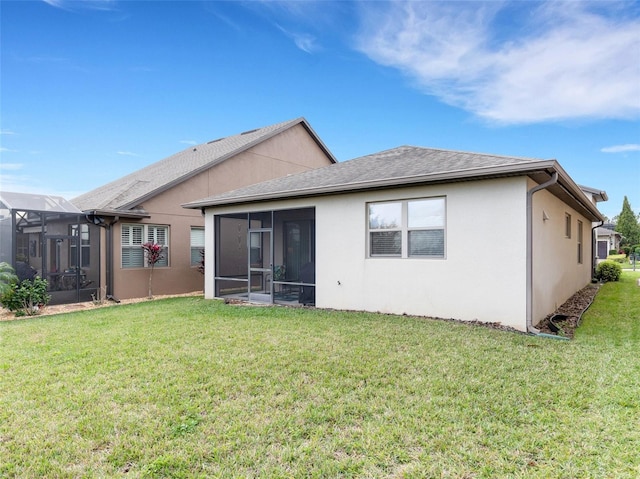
1, 273, 639, 478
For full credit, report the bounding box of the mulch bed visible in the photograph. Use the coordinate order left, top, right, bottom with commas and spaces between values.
535, 283, 601, 338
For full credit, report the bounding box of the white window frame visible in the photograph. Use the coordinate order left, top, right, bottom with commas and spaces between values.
577, 220, 583, 264
190, 227, 205, 266
565, 213, 572, 238
367, 197, 446, 259
121, 224, 169, 268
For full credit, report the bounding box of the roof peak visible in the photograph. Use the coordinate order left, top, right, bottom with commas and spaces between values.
71, 117, 327, 212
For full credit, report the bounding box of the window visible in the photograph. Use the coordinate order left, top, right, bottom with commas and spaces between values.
577, 220, 583, 264
69, 224, 90, 268
565, 213, 572, 238
368, 197, 445, 258
122, 224, 169, 268
190, 227, 204, 266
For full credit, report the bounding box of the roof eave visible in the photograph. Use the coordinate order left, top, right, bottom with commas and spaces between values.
184, 159, 604, 222
184, 160, 558, 209
82, 208, 150, 219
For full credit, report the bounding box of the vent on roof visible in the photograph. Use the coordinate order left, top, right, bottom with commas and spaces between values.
207, 138, 223, 144
240, 128, 258, 135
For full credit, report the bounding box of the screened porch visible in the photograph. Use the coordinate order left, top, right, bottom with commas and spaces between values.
214, 207, 315, 306
0, 192, 100, 305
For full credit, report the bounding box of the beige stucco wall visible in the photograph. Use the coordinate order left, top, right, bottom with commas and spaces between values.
112, 124, 334, 300
530, 180, 593, 325
205, 177, 531, 331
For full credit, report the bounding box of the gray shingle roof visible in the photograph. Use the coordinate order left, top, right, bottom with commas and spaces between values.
596, 227, 620, 236
183, 146, 550, 208
72, 117, 333, 212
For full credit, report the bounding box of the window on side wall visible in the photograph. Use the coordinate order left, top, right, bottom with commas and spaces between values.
190, 227, 204, 266
577, 220, 583, 264
565, 213, 572, 238
368, 197, 445, 258
121, 224, 169, 268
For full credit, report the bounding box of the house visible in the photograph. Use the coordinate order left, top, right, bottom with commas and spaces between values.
184, 146, 606, 333
64, 118, 336, 302
595, 227, 622, 260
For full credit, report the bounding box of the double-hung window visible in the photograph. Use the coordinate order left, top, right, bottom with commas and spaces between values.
368, 197, 446, 258
190, 227, 204, 266
122, 224, 169, 268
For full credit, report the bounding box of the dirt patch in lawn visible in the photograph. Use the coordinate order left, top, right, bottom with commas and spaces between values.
535, 283, 601, 339
0, 292, 203, 322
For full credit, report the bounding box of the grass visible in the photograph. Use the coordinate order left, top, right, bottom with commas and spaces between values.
1, 272, 639, 478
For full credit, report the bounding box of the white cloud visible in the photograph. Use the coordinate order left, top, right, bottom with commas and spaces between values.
355, 1, 640, 124
601, 144, 640, 153
0, 129, 16, 135
0, 162, 23, 170
276, 24, 319, 53
0, 147, 19, 153
42, 0, 118, 11
180, 140, 198, 146
117, 151, 141, 157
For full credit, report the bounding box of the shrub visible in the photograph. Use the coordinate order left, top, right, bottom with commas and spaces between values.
596, 261, 622, 282
609, 249, 618, 255
606, 254, 626, 263
0, 277, 51, 316
0, 262, 18, 298
621, 246, 631, 256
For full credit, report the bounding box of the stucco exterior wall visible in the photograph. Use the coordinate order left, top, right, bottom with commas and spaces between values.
530, 181, 593, 325
205, 177, 531, 331
315, 178, 529, 330
112, 125, 334, 300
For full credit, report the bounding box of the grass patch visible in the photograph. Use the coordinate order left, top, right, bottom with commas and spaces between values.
1, 275, 639, 478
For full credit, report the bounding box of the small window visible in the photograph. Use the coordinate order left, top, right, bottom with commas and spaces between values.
122, 224, 169, 268
565, 213, 572, 238
577, 220, 583, 264
368, 197, 445, 258
190, 227, 204, 266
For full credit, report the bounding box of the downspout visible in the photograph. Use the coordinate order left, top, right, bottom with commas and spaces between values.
591, 221, 603, 279
526, 172, 558, 335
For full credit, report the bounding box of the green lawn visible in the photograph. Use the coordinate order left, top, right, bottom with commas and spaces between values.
1, 272, 639, 478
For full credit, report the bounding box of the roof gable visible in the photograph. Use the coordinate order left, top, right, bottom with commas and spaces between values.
72, 117, 334, 212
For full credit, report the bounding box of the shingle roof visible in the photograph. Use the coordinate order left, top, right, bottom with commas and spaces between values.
183, 145, 604, 223
72, 117, 333, 212
184, 146, 546, 207
596, 227, 621, 236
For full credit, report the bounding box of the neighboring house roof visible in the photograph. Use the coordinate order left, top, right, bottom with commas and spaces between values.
595, 227, 621, 237
0, 191, 82, 214
72, 117, 335, 213
579, 184, 608, 203
183, 145, 604, 222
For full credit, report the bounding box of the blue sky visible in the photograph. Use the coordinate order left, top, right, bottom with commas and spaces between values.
1, 0, 639, 220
